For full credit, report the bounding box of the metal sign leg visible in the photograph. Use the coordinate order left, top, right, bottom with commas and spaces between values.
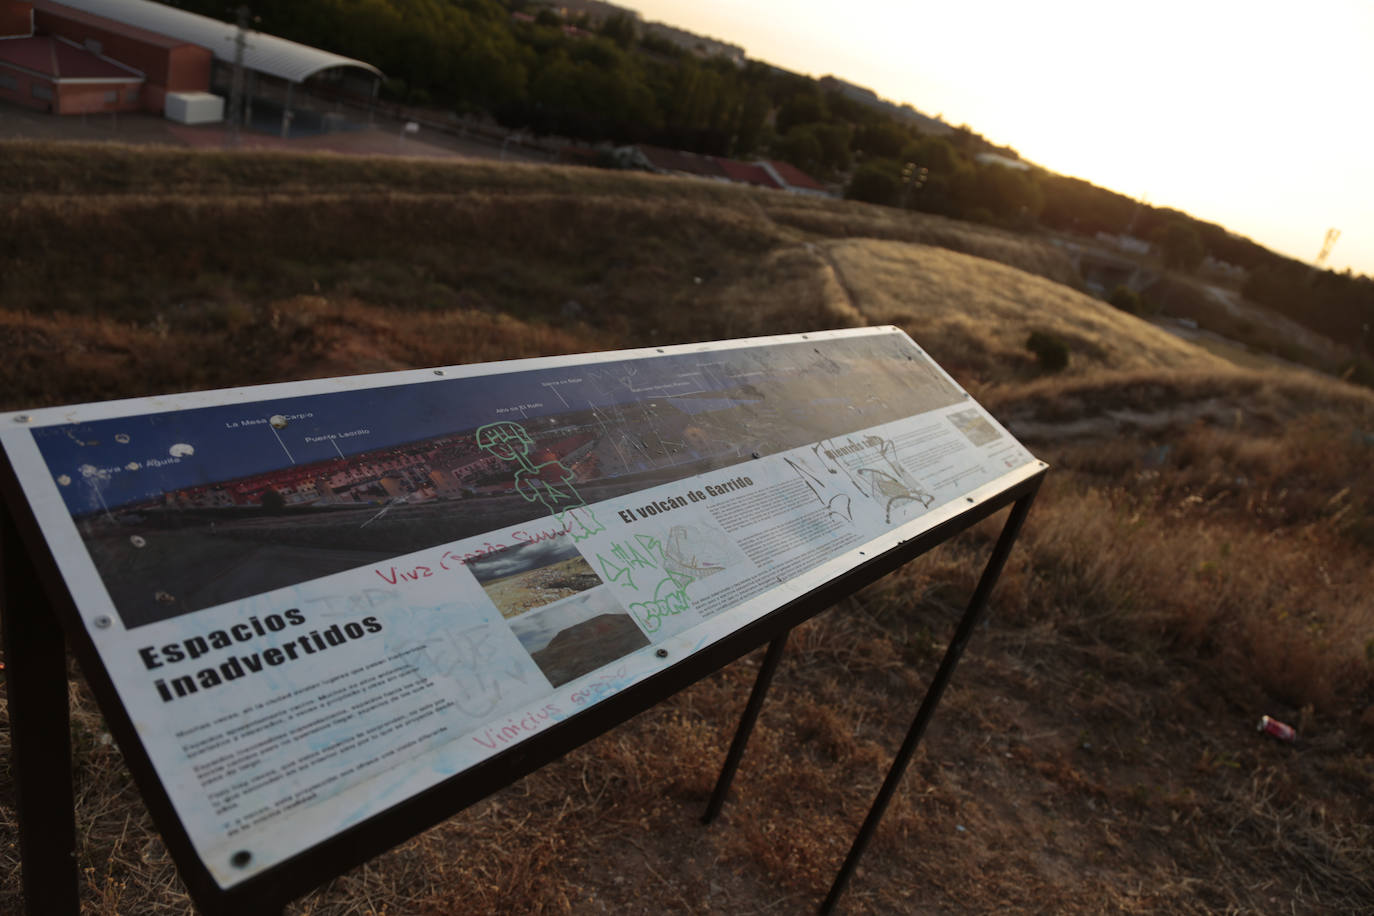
1, 502, 81, 916
820, 488, 1039, 914
702, 630, 790, 824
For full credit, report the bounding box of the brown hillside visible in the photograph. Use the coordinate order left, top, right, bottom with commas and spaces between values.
1, 140, 1372, 915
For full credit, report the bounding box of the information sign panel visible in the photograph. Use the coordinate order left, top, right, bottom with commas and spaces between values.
0, 327, 1040, 898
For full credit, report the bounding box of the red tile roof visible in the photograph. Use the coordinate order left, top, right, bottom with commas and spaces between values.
54, 37, 137, 77
637, 144, 727, 179
0, 34, 138, 78
0, 35, 52, 73
715, 158, 782, 189
766, 159, 827, 191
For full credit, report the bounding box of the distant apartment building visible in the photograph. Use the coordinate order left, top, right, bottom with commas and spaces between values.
642, 21, 744, 65
974, 152, 1030, 172
818, 75, 951, 136
1094, 232, 1152, 256
820, 75, 882, 107
530, 1, 742, 64
546, 0, 639, 23
1200, 255, 1248, 284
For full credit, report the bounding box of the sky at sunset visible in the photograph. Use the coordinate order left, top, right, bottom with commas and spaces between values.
630, 0, 1374, 278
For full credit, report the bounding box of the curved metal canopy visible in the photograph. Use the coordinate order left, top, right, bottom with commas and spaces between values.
42, 0, 383, 83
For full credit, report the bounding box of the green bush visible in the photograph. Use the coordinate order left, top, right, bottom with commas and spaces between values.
1341, 356, 1374, 391
1026, 330, 1070, 372
845, 161, 900, 206
1108, 285, 1140, 314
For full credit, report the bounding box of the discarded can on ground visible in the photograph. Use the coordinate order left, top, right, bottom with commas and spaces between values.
1258, 715, 1297, 742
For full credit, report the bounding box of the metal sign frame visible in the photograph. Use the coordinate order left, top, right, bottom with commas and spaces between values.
0, 328, 1044, 914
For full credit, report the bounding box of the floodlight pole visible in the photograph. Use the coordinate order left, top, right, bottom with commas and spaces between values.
280, 81, 294, 139
226, 5, 250, 148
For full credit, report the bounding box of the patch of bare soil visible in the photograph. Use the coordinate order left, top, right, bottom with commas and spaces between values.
529, 613, 650, 688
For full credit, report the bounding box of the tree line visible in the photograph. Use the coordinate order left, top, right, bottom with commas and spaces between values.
164, 0, 1372, 357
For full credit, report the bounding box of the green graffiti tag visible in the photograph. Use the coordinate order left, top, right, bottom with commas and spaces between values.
474, 421, 605, 542
597, 532, 697, 634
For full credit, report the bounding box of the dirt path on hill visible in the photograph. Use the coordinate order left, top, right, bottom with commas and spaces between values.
999, 394, 1244, 443
805, 240, 870, 327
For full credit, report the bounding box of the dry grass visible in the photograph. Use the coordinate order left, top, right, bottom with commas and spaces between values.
980, 368, 1374, 719
1, 140, 1081, 326
3, 189, 774, 325
1141, 273, 1347, 370
1009, 481, 1373, 709
987, 368, 1374, 547
0, 297, 601, 408
753, 196, 1084, 289
821, 239, 1225, 388
3, 140, 1374, 915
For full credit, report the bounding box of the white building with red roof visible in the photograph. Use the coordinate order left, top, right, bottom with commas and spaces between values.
760, 160, 831, 197
619, 143, 833, 197
716, 159, 783, 191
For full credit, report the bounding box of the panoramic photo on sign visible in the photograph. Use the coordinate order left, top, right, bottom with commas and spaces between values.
0, 328, 1037, 889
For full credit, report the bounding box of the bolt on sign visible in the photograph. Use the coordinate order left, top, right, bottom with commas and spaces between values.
0, 327, 1044, 914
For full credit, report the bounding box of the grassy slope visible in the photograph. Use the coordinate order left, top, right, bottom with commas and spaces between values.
2, 140, 1372, 914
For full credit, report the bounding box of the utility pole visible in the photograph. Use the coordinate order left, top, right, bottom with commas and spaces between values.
1126, 193, 1149, 237
899, 162, 928, 210
1315, 228, 1341, 268
225, 5, 250, 149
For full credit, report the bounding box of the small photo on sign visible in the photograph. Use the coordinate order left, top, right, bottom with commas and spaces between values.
467, 535, 602, 619
947, 408, 1002, 447
509, 587, 649, 688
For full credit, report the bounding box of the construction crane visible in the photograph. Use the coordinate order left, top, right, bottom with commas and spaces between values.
1315, 228, 1341, 267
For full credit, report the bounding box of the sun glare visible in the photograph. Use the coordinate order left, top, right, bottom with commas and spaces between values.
633, 0, 1374, 275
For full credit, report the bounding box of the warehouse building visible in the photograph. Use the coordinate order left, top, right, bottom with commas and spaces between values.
0, 0, 380, 126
